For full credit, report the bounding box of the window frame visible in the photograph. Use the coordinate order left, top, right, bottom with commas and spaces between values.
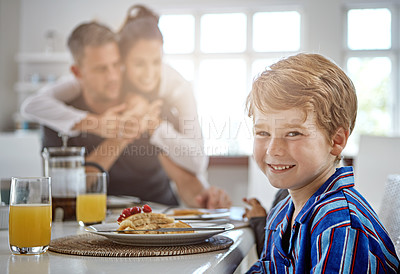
343, 4, 400, 136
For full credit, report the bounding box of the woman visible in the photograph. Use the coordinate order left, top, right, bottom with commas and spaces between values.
21, 5, 207, 176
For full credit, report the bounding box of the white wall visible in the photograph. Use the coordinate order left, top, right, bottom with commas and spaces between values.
0, 0, 20, 131
0, 131, 43, 179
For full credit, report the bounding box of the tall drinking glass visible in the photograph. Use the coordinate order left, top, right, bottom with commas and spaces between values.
76, 173, 107, 226
9, 177, 52, 255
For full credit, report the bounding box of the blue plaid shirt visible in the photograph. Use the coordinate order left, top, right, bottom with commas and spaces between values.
247, 166, 399, 273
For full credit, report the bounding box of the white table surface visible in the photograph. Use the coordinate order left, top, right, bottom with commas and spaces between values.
0, 207, 257, 274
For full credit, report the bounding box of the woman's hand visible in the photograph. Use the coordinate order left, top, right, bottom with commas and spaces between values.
124, 94, 163, 135
78, 104, 137, 139
77, 93, 164, 141
125, 93, 151, 117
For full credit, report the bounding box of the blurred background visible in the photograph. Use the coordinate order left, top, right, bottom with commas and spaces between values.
0, 0, 399, 208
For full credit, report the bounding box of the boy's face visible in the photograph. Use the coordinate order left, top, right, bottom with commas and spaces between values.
253, 107, 337, 192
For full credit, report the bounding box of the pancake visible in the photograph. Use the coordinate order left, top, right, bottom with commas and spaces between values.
117, 210, 193, 234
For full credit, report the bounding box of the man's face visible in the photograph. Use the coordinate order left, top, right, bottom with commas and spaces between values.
74, 42, 122, 102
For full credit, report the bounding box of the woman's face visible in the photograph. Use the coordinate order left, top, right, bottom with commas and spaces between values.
124, 39, 163, 93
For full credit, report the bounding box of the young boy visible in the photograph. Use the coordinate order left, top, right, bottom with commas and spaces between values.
245, 53, 399, 273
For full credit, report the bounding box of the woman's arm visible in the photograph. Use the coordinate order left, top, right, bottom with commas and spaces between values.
153, 64, 209, 175
20, 75, 86, 136
21, 75, 127, 139
150, 121, 208, 175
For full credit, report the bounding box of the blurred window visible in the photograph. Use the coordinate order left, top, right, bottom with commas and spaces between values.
347, 8, 391, 50
159, 15, 195, 54
200, 13, 247, 53
253, 11, 300, 52
159, 10, 301, 155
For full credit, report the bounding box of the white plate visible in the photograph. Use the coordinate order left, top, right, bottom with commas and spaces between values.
85, 222, 234, 246
166, 208, 230, 220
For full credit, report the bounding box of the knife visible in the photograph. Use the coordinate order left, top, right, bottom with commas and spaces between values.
90, 227, 226, 233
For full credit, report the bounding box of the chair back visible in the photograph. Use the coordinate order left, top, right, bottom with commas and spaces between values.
379, 174, 400, 254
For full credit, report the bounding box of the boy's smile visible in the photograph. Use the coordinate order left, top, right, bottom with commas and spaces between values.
268, 164, 295, 172
253, 107, 337, 195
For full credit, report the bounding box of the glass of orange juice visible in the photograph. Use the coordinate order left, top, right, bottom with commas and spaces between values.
76, 172, 107, 226
9, 177, 52, 255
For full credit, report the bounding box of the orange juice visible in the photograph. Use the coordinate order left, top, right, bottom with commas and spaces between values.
76, 193, 106, 224
9, 204, 52, 247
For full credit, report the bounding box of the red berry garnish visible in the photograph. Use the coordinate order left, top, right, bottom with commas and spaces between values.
122, 208, 131, 217
142, 204, 152, 213
117, 215, 124, 223
130, 206, 141, 215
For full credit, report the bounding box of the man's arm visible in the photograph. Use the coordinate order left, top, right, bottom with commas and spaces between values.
158, 154, 231, 209
85, 138, 131, 172
84, 115, 142, 171
79, 102, 146, 168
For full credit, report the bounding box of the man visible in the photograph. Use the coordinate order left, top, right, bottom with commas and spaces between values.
41, 21, 231, 208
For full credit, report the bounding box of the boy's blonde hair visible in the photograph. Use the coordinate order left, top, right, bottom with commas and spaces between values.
247, 53, 357, 141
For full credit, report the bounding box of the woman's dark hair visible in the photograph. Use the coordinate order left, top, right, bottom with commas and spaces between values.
119, 5, 163, 59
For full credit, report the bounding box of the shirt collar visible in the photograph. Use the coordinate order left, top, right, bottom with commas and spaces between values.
295, 166, 355, 224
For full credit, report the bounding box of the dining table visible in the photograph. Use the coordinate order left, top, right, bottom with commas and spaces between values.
0, 203, 257, 274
